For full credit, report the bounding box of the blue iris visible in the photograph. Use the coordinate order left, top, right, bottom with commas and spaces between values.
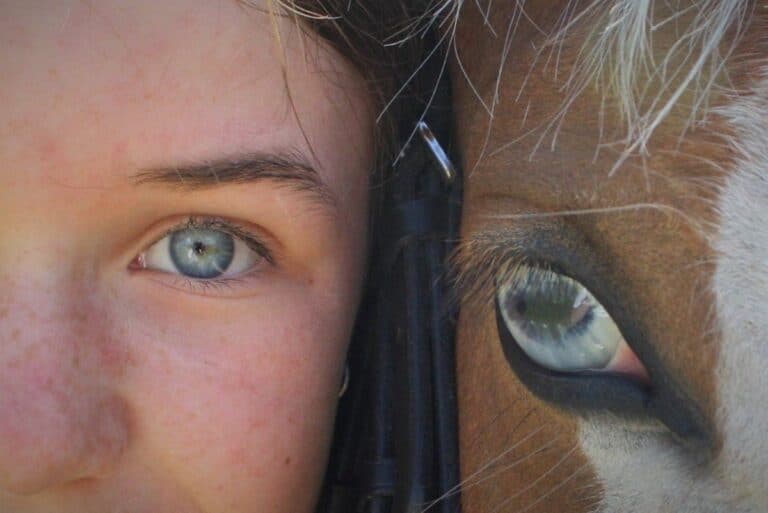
169, 228, 234, 279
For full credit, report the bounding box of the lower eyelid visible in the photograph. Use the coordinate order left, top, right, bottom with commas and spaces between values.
138, 268, 268, 299
129, 214, 274, 258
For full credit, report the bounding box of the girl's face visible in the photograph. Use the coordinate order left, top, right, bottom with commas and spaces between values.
0, 1, 372, 512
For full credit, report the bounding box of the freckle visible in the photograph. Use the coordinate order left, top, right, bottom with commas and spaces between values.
10, 328, 19, 342
230, 447, 247, 465
99, 339, 132, 379
23, 343, 39, 360
284, 456, 291, 466
37, 137, 58, 163
0, 307, 7, 320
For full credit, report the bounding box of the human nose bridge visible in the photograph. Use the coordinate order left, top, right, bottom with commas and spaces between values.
0, 281, 130, 494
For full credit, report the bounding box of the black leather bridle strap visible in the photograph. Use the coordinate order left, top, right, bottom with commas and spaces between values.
384, 119, 461, 513
318, 23, 462, 513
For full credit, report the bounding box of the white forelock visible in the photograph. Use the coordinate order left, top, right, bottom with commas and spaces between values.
711, 62, 768, 511
557, 0, 752, 159
444, 0, 753, 169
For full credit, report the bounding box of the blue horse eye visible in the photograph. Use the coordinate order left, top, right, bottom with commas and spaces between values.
169, 228, 235, 279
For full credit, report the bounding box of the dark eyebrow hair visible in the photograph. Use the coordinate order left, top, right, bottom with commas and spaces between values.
132, 152, 337, 209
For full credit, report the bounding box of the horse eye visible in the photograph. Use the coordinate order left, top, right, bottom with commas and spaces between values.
496, 266, 648, 381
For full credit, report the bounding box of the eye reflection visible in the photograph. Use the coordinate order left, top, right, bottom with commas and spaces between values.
497, 266, 639, 374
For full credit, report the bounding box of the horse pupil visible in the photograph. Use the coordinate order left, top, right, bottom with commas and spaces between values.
515, 299, 527, 315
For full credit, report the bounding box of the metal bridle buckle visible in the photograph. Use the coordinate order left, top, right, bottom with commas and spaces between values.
418, 121, 457, 186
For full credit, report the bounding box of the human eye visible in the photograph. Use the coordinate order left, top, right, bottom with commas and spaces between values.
130, 216, 274, 290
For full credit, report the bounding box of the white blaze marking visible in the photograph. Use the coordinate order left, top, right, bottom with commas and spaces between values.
712, 63, 768, 512
577, 65, 768, 513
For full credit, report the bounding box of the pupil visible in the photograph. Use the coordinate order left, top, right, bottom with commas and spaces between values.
515, 298, 527, 315
193, 241, 207, 255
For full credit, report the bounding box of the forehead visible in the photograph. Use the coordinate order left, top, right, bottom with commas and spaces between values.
0, 0, 369, 197
2, 0, 274, 142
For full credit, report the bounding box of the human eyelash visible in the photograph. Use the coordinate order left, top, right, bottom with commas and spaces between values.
167, 215, 275, 265
130, 215, 277, 296
163, 274, 251, 295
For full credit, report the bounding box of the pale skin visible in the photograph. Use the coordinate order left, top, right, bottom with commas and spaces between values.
0, 1, 372, 512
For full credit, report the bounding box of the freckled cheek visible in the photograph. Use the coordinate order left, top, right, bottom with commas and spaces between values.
116, 304, 344, 490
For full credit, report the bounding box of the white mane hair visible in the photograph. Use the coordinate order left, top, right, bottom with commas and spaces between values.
252, 0, 755, 172
552, 0, 752, 167
421, 0, 754, 171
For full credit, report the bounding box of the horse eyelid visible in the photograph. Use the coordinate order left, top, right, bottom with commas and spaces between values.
448, 235, 536, 309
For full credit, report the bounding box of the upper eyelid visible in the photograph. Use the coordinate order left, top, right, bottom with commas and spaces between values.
142, 273, 267, 300
448, 232, 533, 308
449, 215, 602, 308
174, 216, 275, 264
147, 216, 276, 265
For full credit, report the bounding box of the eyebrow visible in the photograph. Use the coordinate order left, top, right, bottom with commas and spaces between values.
132, 152, 337, 209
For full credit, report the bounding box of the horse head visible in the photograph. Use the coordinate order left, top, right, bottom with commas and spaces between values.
446, 1, 768, 511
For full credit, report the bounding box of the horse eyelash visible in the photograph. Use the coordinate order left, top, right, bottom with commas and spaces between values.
448, 235, 553, 310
